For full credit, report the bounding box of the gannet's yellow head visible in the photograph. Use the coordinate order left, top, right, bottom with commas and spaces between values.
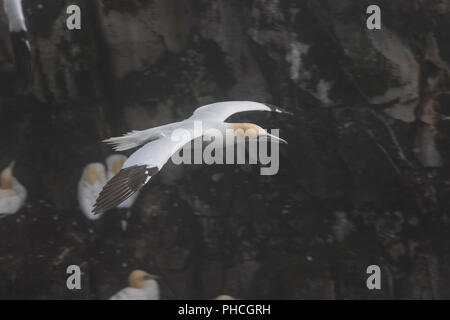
84, 163, 105, 184
231, 123, 287, 144
112, 158, 125, 174
0, 161, 15, 190
128, 270, 159, 289
106, 154, 127, 175
232, 123, 262, 134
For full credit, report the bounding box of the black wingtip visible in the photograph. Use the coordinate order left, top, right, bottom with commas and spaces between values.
92, 165, 158, 214
265, 103, 294, 116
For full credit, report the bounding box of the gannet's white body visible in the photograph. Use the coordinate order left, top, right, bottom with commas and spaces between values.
110, 270, 160, 300
78, 163, 107, 220
94, 101, 290, 214
0, 161, 26, 216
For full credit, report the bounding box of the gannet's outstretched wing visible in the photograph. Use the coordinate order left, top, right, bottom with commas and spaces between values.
189, 101, 292, 122
93, 131, 197, 213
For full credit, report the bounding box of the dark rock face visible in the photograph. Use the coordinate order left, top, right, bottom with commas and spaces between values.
0, 0, 449, 299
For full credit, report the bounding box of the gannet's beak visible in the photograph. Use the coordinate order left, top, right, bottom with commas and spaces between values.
270, 133, 288, 144
265, 104, 294, 116
143, 273, 160, 280
8, 161, 16, 171
260, 133, 288, 144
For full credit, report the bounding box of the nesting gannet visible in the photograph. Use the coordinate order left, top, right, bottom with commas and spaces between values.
105, 154, 139, 209
0, 161, 26, 216
214, 295, 236, 300
78, 163, 107, 220
93, 101, 290, 214
3, 0, 32, 89
109, 270, 160, 300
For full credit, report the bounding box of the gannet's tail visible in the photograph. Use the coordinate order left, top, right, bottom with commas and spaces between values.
103, 122, 180, 151
103, 131, 152, 151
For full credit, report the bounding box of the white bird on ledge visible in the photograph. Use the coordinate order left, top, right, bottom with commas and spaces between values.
109, 270, 160, 300
93, 101, 291, 214
0, 161, 26, 216
78, 162, 107, 220
3, 0, 32, 90
79, 155, 140, 221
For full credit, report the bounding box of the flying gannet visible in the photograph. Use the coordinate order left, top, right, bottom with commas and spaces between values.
109, 270, 160, 300
93, 101, 291, 214
0, 161, 26, 216
78, 162, 107, 220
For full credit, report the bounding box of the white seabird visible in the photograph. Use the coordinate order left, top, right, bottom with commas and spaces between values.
0, 161, 26, 216
93, 101, 290, 214
3, 0, 27, 32
105, 154, 139, 209
3, 0, 32, 89
109, 270, 160, 300
78, 162, 107, 220
214, 295, 236, 300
